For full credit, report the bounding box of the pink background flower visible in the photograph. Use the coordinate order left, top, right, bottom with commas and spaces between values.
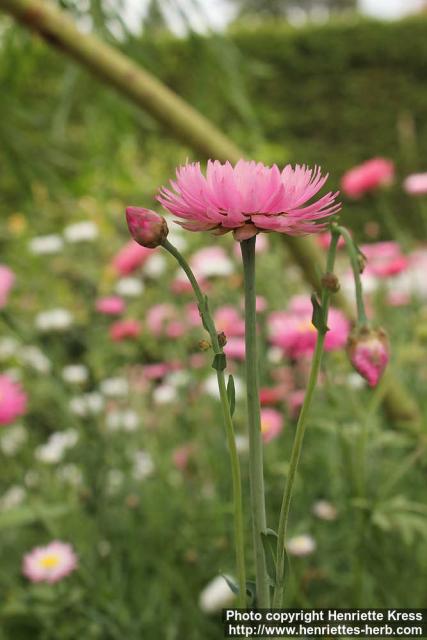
341, 158, 394, 198
0, 375, 27, 426
96, 296, 126, 315
23, 541, 77, 584
0, 265, 15, 309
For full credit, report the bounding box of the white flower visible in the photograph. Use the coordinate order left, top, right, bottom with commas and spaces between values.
235, 434, 249, 454
267, 347, 284, 364
346, 373, 365, 389
106, 409, 139, 433
63, 221, 98, 243
100, 377, 129, 398
199, 575, 236, 614
57, 464, 83, 486
312, 500, 337, 521
29, 234, 64, 255
69, 392, 104, 417
165, 370, 190, 388
143, 253, 167, 278
35, 309, 73, 332
152, 384, 177, 404
203, 374, 244, 400
62, 364, 89, 384
35, 429, 79, 464
287, 534, 316, 557
115, 277, 144, 297
0, 485, 26, 510
19, 346, 51, 373
0, 337, 19, 360
132, 450, 154, 480
0, 424, 27, 456
166, 223, 187, 251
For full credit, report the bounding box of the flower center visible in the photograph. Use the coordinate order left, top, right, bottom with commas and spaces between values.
39, 553, 60, 569
297, 321, 316, 333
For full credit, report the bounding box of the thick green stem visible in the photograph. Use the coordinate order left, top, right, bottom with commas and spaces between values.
273, 231, 339, 608
241, 237, 270, 608
162, 239, 246, 607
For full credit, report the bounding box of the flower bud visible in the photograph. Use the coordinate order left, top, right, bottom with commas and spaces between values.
347, 326, 389, 387
321, 272, 340, 293
125, 207, 168, 249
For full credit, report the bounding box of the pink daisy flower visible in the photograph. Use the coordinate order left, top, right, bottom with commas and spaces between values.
341, 158, 394, 199
157, 160, 340, 240
112, 240, 154, 276
214, 306, 245, 337
269, 296, 349, 359
96, 296, 126, 315
0, 265, 15, 309
261, 408, 284, 443
361, 242, 408, 278
0, 375, 27, 426
109, 319, 141, 341
22, 541, 77, 584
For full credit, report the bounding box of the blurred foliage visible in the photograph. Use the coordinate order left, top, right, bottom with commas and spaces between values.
1, 15, 427, 235
232, 0, 356, 18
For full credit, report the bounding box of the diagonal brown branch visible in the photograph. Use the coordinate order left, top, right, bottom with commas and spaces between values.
0, 0, 419, 424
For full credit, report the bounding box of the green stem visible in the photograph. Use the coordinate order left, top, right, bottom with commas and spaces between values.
272, 230, 339, 608
162, 239, 247, 607
240, 236, 270, 609
336, 225, 368, 326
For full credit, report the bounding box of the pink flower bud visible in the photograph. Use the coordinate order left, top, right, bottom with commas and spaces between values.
347, 327, 389, 387
125, 207, 168, 249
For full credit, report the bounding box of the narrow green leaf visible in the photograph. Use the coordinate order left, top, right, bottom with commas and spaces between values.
311, 293, 329, 335
260, 528, 278, 587
227, 374, 236, 416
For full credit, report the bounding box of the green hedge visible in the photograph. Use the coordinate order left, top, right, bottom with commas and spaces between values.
2, 16, 427, 230
132, 17, 427, 174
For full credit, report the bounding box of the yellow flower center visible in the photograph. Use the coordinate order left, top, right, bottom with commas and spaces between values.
39, 553, 60, 569
297, 321, 316, 333
261, 419, 270, 433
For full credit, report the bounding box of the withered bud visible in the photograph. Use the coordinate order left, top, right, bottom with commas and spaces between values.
217, 332, 227, 347
321, 272, 340, 293
199, 339, 211, 351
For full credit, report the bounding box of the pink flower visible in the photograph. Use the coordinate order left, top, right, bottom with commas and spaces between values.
125, 207, 169, 248
261, 408, 284, 443
142, 363, 172, 380
269, 296, 349, 358
287, 390, 306, 417
316, 231, 346, 250
172, 443, 196, 471
190, 247, 234, 278
361, 242, 408, 278
22, 541, 77, 584
341, 158, 394, 198
0, 375, 27, 425
259, 385, 288, 406
223, 337, 246, 360
347, 327, 389, 387
157, 160, 340, 240
0, 265, 15, 309
96, 296, 126, 315
146, 304, 175, 336
214, 306, 245, 337
403, 172, 427, 196
112, 240, 154, 275
110, 319, 141, 341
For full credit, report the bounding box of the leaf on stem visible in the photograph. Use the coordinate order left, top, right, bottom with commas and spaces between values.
311, 294, 329, 335
227, 374, 236, 416
260, 528, 279, 587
